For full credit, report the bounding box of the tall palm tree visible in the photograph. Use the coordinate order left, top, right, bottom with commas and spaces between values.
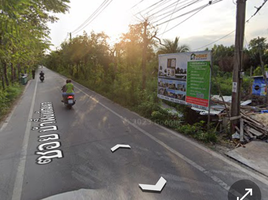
158, 37, 189, 54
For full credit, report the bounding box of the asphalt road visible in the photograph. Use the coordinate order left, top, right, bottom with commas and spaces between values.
1, 67, 268, 200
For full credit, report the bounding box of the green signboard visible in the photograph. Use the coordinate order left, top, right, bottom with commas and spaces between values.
186, 61, 210, 107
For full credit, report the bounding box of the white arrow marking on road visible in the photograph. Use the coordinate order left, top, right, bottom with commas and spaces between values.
139, 177, 167, 192
237, 188, 253, 200
111, 144, 131, 152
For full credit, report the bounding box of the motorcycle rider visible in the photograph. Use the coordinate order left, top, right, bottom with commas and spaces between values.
62, 79, 74, 102
39, 71, 45, 81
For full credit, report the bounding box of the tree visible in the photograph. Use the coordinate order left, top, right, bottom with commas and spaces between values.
118, 19, 158, 89
0, 0, 70, 89
248, 37, 268, 69
157, 37, 189, 54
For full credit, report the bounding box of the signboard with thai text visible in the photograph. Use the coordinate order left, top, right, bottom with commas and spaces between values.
157, 51, 211, 110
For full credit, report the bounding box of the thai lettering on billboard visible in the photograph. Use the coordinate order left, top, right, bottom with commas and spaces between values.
157, 51, 211, 110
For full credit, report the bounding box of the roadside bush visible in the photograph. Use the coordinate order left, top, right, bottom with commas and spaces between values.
0, 84, 23, 119
6, 83, 22, 101
176, 121, 218, 143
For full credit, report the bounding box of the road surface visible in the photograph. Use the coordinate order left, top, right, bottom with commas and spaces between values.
0, 67, 268, 200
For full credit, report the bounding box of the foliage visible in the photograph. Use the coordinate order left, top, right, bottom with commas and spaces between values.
0, 84, 23, 119
157, 37, 189, 54
253, 65, 268, 76
176, 121, 217, 143
0, 0, 70, 90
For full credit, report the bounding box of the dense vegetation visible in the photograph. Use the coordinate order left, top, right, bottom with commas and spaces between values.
0, 0, 69, 118
44, 20, 268, 143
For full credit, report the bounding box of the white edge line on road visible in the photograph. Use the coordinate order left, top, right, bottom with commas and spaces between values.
58, 72, 268, 187
74, 85, 230, 191
12, 79, 38, 200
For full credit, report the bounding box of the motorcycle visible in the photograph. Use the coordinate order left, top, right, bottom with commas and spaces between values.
63, 94, 76, 109
40, 76, 44, 82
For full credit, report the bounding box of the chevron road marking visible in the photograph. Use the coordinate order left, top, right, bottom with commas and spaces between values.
139, 177, 167, 192
111, 144, 131, 152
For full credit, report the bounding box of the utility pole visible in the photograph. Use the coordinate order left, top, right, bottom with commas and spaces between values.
69, 32, 72, 41
230, 0, 246, 135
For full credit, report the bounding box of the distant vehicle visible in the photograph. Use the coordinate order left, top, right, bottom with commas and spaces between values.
39, 71, 45, 82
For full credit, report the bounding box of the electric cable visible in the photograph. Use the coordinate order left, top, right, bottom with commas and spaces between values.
162, 0, 181, 37
246, 0, 267, 23
71, 0, 113, 35
159, 4, 208, 36
149, 0, 200, 20
155, 3, 207, 26
152, 0, 206, 25
193, 30, 235, 50
135, 0, 167, 16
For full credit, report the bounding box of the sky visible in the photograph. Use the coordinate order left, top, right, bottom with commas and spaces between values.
48, 0, 268, 51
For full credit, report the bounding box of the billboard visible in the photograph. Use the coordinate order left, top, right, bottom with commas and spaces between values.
157, 51, 211, 110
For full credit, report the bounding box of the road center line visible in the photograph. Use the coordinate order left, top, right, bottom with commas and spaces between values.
12, 79, 38, 200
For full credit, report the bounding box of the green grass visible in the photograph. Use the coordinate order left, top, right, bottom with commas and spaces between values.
0, 83, 24, 120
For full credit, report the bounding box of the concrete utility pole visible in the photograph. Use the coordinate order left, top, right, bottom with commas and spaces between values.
231, 0, 246, 135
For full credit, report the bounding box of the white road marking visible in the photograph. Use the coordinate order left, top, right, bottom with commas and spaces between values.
59, 73, 268, 187
12, 79, 38, 200
73, 85, 230, 191
139, 177, 167, 192
111, 144, 131, 152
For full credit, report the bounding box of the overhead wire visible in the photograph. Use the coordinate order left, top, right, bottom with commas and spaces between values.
193, 0, 268, 50
71, 0, 114, 35
135, 0, 168, 16
144, 0, 175, 15
193, 30, 235, 50
161, 0, 181, 37
149, 0, 200, 20
246, 0, 267, 23
159, 4, 208, 36
130, 0, 146, 9
71, 0, 109, 34
153, 1, 209, 25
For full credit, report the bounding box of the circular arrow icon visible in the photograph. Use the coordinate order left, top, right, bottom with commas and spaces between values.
228, 179, 261, 200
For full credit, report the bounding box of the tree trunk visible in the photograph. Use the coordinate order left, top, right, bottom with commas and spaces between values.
17, 63, 21, 82
11, 63, 14, 85
1, 67, 5, 90
3, 62, 9, 87
141, 21, 148, 90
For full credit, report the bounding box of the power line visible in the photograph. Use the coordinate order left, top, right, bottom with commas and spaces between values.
149, 0, 201, 20
135, 0, 167, 16
192, 0, 268, 51
162, 0, 181, 37
154, 1, 209, 25
144, 0, 175, 15
193, 30, 235, 50
71, 0, 109, 34
246, 0, 267, 23
159, 4, 208, 36
164, 0, 266, 51
71, 0, 114, 35
131, 0, 146, 9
